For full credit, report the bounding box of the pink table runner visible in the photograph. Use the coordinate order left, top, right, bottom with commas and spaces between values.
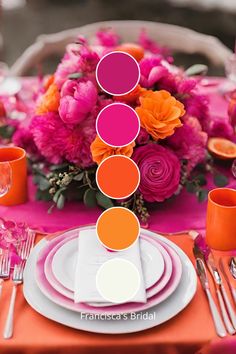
0, 78, 235, 233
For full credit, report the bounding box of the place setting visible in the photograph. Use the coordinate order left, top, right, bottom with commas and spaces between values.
22, 225, 197, 334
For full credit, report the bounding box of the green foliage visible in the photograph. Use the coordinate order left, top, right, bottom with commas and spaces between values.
213, 173, 229, 187
68, 72, 83, 79
96, 191, 114, 209
0, 125, 16, 139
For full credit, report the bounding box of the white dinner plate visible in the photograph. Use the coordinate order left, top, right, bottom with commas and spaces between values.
23, 227, 197, 334
51, 237, 165, 292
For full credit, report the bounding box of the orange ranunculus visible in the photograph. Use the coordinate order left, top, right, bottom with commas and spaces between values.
135, 90, 185, 140
36, 82, 60, 114
114, 85, 146, 104
91, 136, 135, 165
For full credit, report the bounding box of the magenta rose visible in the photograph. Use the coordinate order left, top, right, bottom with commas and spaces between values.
132, 144, 181, 202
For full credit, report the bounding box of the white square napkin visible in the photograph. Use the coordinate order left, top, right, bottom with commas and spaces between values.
74, 228, 146, 304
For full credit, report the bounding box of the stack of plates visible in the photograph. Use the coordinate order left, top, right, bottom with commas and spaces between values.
23, 226, 197, 334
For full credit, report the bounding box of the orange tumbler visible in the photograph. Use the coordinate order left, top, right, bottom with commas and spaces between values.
0, 147, 28, 206
206, 188, 236, 251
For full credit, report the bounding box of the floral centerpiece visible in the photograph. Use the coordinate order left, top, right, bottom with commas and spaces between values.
2, 29, 235, 223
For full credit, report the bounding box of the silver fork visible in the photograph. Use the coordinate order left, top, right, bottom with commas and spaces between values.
3, 231, 35, 339
0, 251, 10, 298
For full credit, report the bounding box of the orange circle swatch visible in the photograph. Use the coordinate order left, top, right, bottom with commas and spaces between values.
96, 207, 140, 251
96, 155, 140, 199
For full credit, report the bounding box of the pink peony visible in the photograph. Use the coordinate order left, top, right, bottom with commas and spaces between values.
132, 143, 181, 202
55, 49, 81, 89
31, 111, 96, 167
78, 45, 100, 73
59, 80, 98, 125
208, 118, 234, 140
183, 94, 209, 131
138, 30, 171, 58
228, 96, 236, 129
139, 57, 167, 88
59, 114, 96, 167
12, 127, 40, 158
55, 43, 99, 89
31, 112, 67, 164
166, 116, 207, 171
177, 78, 197, 94
96, 29, 120, 47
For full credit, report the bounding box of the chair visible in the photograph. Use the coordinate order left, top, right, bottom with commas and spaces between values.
9, 20, 233, 76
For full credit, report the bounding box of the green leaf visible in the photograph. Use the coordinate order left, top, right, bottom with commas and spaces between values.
186, 181, 197, 194
68, 72, 83, 79
49, 163, 69, 172
33, 174, 41, 185
38, 176, 50, 191
57, 194, 65, 209
36, 189, 51, 201
197, 189, 208, 203
0, 125, 16, 139
185, 64, 208, 76
53, 187, 66, 203
96, 191, 114, 209
73, 172, 84, 181
83, 189, 97, 208
195, 174, 207, 186
214, 174, 229, 187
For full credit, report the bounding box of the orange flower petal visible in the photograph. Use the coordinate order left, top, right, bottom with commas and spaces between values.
90, 136, 135, 165
135, 89, 185, 141
36, 83, 60, 115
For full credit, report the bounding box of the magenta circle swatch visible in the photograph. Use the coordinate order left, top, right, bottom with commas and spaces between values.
96, 52, 140, 95
96, 103, 140, 147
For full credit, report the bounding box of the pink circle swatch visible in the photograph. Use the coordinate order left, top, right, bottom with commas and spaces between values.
96, 103, 140, 147
96, 51, 140, 95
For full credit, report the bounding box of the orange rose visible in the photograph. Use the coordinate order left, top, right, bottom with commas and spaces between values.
44, 75, 55, 90
136, 90, 185, 140
91, 136, 135, 165
115, 43, 144, 62
36, 82, 60, 114
114, 85, 146, 104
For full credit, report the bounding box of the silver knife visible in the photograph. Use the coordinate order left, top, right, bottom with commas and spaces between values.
219, 257, 236, 305
207, 252, 236, 333
196, 258, 226, 337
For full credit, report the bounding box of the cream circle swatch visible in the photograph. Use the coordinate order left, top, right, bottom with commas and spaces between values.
96, 258, 140, 303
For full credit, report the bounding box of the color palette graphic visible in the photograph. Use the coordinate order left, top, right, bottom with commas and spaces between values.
96, 258, 140, 303
94, 50, 141, 304
96, 103, 140, 147
96, 155, 140, 199
96, 51, 140, 95
96, 207, 140, 251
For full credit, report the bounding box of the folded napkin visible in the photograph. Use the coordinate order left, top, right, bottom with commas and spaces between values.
74, 229, 146, 304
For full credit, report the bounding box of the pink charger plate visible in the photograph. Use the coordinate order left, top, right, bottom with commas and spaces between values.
35, 227, 182, 314
43, 232, 173, 300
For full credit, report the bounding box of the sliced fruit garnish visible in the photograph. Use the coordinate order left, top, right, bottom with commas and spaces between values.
208, 137, 236, 159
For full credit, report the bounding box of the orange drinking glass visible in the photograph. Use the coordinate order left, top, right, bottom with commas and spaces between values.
0, 147, 28, 206
206, 188, 236, 250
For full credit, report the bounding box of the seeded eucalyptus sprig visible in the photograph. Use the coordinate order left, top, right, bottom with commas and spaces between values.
32, 162, 114, 213
120, 192, 149, 223
182, 153, 229, 203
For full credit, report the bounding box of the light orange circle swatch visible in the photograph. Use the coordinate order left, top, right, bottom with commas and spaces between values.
96, 155, 140, 199
96, 207, 140, 251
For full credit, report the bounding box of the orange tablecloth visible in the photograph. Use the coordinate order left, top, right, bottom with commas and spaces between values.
0, 234, 227, 354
